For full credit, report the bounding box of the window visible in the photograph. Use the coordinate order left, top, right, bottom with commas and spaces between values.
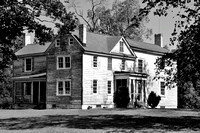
160, 82, 165, 96
57, 56, 71, 69
121, 60, 125, 70
108, 81, 111, 94
138, 59, 143, 73
57, 80, 71, 95
120, 41, 124, 52
69, 38, 74, 45
93, 80, 97, 93
107, 58, 112, 70
55, 39, 60, 47
93, 56, 98, 67
25, 58, 32, 72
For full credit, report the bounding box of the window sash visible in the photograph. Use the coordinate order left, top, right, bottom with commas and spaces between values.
58, 81, 63, 94
69, 38, 73, 45
57, 80, 71, 95
65, 57, 70, 68
108, 58, 112, 70
25, 58, 32, 71
93, 56, 97, 67
122, 60, 125, 70
58, 57, 64, 68
138, 60, 143, 73
93, 80, 97, 93
120, 41, 124, 52
108, 81, 111, 94
160, 82, 165, 95
65, 81, 70, 94
56, 39, 60, 47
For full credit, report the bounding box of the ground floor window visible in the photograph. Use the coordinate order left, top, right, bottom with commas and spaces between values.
160, 82, 165, 96
107, 81, 112, 94
93, 80, 97, 94
56, 80, 71, 96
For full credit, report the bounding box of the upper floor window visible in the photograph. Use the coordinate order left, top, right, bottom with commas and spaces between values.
55, 39, 60, 47
57, 80, 71, 96
160, 82, 165, 96
57, 56, 71, 69
93, 80, 97, 94
138, 59, 143, 73
107, 81, 111, 94
107, 58, 112, 70
93, 56, 98, 68
120, 41, 124, 52
121, 59, 125, 70
25, 58, 32, 72
69, 38, 74, 45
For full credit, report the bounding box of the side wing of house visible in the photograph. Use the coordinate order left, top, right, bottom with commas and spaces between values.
13, 54, 47, 106
45, 33, 84, 109
134, 51, 177, 108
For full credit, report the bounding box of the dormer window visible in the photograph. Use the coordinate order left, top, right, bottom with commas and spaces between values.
120, 41, 124, 52
55, 39, 60, 47
69, 38, 73, 45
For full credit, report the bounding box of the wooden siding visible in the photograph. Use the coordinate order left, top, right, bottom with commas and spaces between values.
111, 38, 132, 55
82, 54, 135, 109
46, 34, 83, 109
13, 56, 46, 77
135, 51, 177, 108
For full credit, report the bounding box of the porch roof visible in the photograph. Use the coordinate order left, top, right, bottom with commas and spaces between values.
13, 73, 46, 80
114, 71, 148, 78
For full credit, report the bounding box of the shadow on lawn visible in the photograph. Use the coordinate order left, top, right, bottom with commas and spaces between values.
0, 115, 200, 131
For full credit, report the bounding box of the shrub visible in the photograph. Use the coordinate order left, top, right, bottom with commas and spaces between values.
147, 91, 161, 108
113, 87, 130, 108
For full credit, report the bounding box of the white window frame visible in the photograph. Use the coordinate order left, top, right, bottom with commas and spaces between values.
121, 59, 125, 70
107, 58, 112, 70
92, 80, 98, 94
137, 59, 143, 73
57, 56, 71, 69
56, 80, 71, 96
55, 39, 60, 47
69, 38, 74, 45
93, 56, 98, 68
119, 41, 124, 52
160, 81, 165, 96
107, 80, 112, 94
25, 57, 32, 72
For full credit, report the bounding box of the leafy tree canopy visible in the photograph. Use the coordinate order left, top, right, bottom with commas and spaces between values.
72, 0, 152, 41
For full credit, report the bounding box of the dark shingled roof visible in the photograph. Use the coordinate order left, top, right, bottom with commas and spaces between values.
15, 42, 51, 56
16, 31, 168, 56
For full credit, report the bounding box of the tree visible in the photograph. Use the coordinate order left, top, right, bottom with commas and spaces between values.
141, 0, 200, 108
0, 0, 78, 103
72, 0, 152, 41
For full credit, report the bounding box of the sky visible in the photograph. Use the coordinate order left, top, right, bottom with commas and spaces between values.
65, 0, 180, 50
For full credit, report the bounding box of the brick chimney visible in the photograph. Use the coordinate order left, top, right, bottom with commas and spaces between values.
155, 34, 163, 47
79, 24, 87, 46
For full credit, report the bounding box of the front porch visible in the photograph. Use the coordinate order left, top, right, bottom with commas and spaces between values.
114, 71, 148, 108
13, 73, 46, 109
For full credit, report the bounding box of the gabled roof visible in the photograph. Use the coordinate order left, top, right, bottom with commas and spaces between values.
73, 31, 122, 54
127, 39, 169, 54
15, 42, 51, 56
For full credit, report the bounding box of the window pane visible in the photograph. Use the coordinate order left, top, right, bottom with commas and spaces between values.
56, 39, 60, 47
65, 57, 70, 68
93, 80, 97, 93
120, 41, 124, 52
122, 60, 125, 70
161, 82, 165, 95
93, 56, 97, 67
58, 81, 63, 94
58, 57, 63, 68
108, 58, 112, 70
108, 81, 111, 94
69, 38, 73, 45
26, 58, 32, 71
138, 60, 143, 73
65, 81, 70, 94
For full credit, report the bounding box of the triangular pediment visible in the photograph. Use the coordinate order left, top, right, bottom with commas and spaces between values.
110, 37, 136, 57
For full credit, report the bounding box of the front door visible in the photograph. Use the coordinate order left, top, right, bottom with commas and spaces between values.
135, 80, 143, 102
33, 82, 39, 104
116, 79, 127, 91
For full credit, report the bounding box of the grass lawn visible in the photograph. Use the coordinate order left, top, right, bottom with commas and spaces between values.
0, 108, 199, 133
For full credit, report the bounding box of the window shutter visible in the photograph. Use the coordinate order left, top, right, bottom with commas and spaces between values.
32, 57, 34, 71
22, 58, 24, 72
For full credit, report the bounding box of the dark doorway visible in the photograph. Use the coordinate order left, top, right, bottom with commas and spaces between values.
116, 79, 127, 91
33, 82, 39, 104
40, 82, 46, 104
